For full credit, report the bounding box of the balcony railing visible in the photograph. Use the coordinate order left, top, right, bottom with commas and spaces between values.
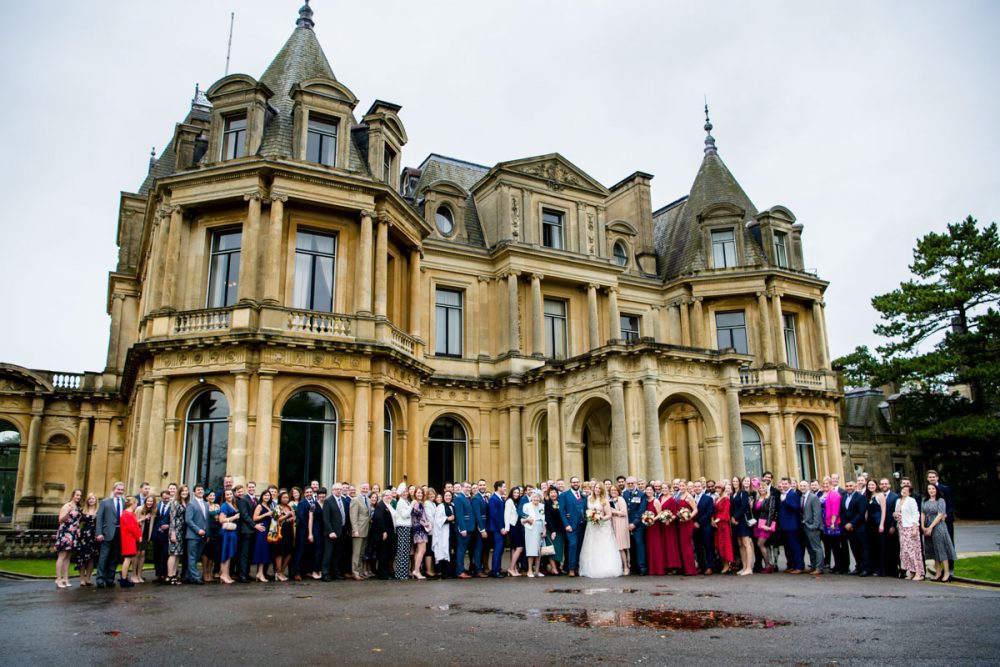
174, 308, 231, 334
389, 326, 417, 355
739, 367, 760, 385
792, 369, 826, 387
286, 310, 352, 337
739, 366, 837, 391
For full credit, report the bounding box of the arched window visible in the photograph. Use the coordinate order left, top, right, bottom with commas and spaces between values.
279, 391, 338, 490
612, 241, 628, 267
435, 206, 454, 235
427, 417, 467, 491
741, 422, 763, 478
383, 404, 393, 487
183, 391, 230, 493
795, 423, 817, 481
0, 420, 21, 523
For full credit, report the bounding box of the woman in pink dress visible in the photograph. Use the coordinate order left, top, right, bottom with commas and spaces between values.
676, 487, 699, 576
713, 481, 734, 574
661, 488, 683, 572
645, 485, 666, 575
608, 486, 631, 574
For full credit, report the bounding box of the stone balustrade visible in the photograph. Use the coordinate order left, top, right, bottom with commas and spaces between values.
173, 308, 231, 334
285, 310, 352, 336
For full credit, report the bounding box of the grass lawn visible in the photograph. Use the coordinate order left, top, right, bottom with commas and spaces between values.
0, 559, 155, 578
954, 555, 1000, 583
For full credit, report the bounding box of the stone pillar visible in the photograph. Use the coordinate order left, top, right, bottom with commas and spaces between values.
767, 411, 784, 477
587, 283, 600, 349
531, 273, 544, 356
757, 291, 774, 364
353, 379, 371, 485
161, 205, 184, 309
691, 297, 704, 347
546, 395, 562, 480
686, 417, 701, 479
146, 210, 168, 314
369, 383, 385, 485
106, 294, 124, 370
163, 419, 179, 482
356, 210, 374, 314
825, 415, 844, 478
262, 193, 287, 304
725, 385, 746, 477
21, 399, 44, 499
647, 306, 660, 342
237, 191, 262, 304
608, 288, 621, 340
783, 412, 797, 478
407, 395, 422, 484
679, 300, 691, 346
133, 381, 153, 488
509, 404, 523, 484
230, 372, 249, 482
507, 272, 521, 354
409, 249, 422, 339
641, 377, 664, 481
608, 379, 628, 477
145, 378, 168, 484
666, 304, 681, 345
818, 302, 832, 370
74, 407, 91, 490
374, 214, 389, 318
255, 371, 275, 485
478, 276, 491, 358
772, 291, 787, 365
812, 301, 830, 369
624, 380, 642, 475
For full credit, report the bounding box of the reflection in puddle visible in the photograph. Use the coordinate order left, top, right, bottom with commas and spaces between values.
696, 593, 721, 598
542, 608, 789, 631
649, 592, 674, 596
544, 588, 640, 595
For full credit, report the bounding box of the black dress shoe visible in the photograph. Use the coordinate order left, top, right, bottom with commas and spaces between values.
859, 571, 870, 577
322, 576, 334, 582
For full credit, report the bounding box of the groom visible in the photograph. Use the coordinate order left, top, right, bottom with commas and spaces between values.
559, 476, 587, 577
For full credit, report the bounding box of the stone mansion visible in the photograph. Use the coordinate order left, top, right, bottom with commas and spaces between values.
0, 4, 844, 524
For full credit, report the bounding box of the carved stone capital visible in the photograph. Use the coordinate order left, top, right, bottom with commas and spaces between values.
243, 190, 264, 202
269, 192, 289, 203
360, 209, 376, 220
477, 275, 492, 283
376, 211, 392, 225
531, 273, 544, 282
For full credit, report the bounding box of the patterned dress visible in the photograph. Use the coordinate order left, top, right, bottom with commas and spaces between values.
74, 512, 98, 569
412, 502, 429, 544
168, 502, 186, 556
54, 506, 82, 551
922, 499, 957, 561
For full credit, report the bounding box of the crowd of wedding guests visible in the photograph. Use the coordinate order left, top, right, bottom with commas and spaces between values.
51, 468, 957, 589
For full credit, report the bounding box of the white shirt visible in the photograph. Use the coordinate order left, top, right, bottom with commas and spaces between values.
897, 497, 919, 528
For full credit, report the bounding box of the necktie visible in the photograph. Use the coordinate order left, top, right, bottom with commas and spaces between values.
200, 499, 207, 519
575, 491, 580, 501
338, 498, 345, 522
115, 498, 122, 517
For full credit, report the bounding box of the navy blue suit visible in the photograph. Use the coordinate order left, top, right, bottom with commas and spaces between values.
487, 493, 506, 575
778, 489, 805, 570
453, 493, 474, 575
693, 493, 715, 571
294, 499, 320, 575
151, 499, 171, 578
883, 491, 900, 577
623, 488, 647, 574
559, 489, 587, 573
471, 492, 489, 573
841, 490, 869, 573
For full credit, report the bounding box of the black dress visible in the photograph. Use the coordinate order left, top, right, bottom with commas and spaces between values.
278, 508, 295, 557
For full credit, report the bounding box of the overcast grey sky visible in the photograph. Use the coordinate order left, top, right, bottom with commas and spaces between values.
1, 1, 997, 373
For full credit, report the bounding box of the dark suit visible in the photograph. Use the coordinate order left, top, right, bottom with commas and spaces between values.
95, 495, 124, 586
558, 489, 586, 573
884, 491, 900, 577
151, 500, 171, 577
487, 492, 506, 575
471, 492, 489, 574
294, 499, 319, 575
693, 492, 716, 572
322, 494, 346, 579
339, 496, 353, 575
372, 500, 396, 579
453, 492, 474, 575
237, 494, 257, 580
184, 498, 209, 582
623, 488, 647, 574
778, 489, 805, 571
841, 490, 868, 574
801, 491, 823, 570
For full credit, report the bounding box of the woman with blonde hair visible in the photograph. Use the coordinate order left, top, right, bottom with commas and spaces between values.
118, 495, 142, 588
132, 494, 156, 583
608, 484, 630, 574
75, 492, 99, 586
54, 489, 83, 588
166, 485, 189, 585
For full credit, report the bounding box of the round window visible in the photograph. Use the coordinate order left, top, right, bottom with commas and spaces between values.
612, 241, 628, 267
435, 206, 454, 235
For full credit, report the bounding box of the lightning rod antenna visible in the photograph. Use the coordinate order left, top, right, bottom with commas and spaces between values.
224, 12, 235, 76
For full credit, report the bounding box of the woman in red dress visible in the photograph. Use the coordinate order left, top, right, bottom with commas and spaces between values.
118, 496, 142, 588
644, 484, 666, 575
714, 480, 734, 574
676, 486, 699, 575
661, 485, 683, 573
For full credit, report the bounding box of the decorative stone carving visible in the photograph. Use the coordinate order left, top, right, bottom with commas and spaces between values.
587, 212, 596, 254
0, 377, 31, 392
513, 161, 581, 191
510, 195, 520, 240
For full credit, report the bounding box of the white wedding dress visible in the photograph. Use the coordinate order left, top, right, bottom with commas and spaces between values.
579, 499, 623, 578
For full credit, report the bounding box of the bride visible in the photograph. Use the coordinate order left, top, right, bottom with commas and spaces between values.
579, 481, 623, 578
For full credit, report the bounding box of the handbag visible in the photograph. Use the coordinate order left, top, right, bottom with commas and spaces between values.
223, 522, 237, 531
540, 537, 555, 557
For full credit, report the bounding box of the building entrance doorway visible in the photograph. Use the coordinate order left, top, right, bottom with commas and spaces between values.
427, 417, 467, 491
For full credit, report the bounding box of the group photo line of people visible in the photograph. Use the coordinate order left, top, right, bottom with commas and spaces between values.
50, 468, 958, 589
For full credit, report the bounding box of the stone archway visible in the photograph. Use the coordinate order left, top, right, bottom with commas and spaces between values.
568, 396, 614, 481
658, 394, 718, 482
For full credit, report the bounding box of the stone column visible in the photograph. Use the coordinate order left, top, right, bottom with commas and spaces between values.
509, 404, 523, 484
783, 412, 797, 478
686, 417, 701, 479
74, 407, 91, 490
757, 291, 774, 363
161, 205, 184, 309
647, 306, 660, 342
641, 377, 664, 481
374, 214, 389, 318
624, 380, 641, 475
237, 191, 262, 304
133, 381, 153, 488
587, 283, 600, 349
478, 276, 492, 358
145, 378, 168, 485
772, 291, 787, 365
531, 273, 544, 356
369, 383, 385, 485
679, 300, 691, 346
546, 395, 562, 480
606, 380, 626, 478
407, 395, 422, 484
608, 288, 622, 340
353, 379, 371, 485
262, 193, 287, 304
691, 297, 704, 347
818, 302, 832, 370
767, 411, 784, 477
230, 372, 249, 482
356, 210, 374, 315
146, 211, 167, 315
725, 385, 746, 477
825, 415, 844, 478
163, 419, 179, 482
21, 399, 44, 499
409, 249, 422, 339
666, 304, 681, 344
812, 301, 830, 369
507, 272, 521, 354
255, 371, 275, 485
106, 294, 124, 370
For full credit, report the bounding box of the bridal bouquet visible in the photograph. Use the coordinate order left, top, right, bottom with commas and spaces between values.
677, 508, 693, 523
585, 508, 604, 526
640, 510, 656, 526
657, 509, 675, 524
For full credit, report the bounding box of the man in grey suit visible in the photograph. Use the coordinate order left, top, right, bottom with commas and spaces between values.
799, 480, 823, 575
95, 481, 126, 588
349, 482, 372, 579
184, 484, 209, 584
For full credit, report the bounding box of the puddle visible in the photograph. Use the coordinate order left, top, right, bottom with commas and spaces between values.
862, 594, 904, 599
696, 593, 721, 598
542, 608, 790, 631
545, 588, 639, 595
468, 608, 527, 620
650, 592, 674, 596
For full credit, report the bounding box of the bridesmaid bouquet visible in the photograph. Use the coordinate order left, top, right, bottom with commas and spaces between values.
657, 509, 675, 524
677, 508, 693, 523
267, 507, 282, 543
641, 510, 657, 526
585, 508, 604, 526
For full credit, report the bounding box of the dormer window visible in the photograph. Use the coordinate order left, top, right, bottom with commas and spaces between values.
711, 229, 737, 268
383, 144, 396, 183
542, 209, 564, 249
612, 241, 628, 267
435, 205, 454, 235
222, 114, 247, 160
306, 115, 338, 166
773, 231, 788, 268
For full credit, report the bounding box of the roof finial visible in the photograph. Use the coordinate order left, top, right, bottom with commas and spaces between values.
703, 97, 717, 155
297, 0, 315, 29
148, 147, 157, 172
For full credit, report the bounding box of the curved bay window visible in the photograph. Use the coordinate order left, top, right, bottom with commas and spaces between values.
795, 424, 818, 481
741, 422, 763, 478
279, 391, 338, 490
183, 391, 230, 493
427, 417, 467, 492
0, 420, 20, 523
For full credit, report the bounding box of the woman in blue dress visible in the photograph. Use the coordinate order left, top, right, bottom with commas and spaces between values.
251, 489, 274, 582
218, 489, 240, 584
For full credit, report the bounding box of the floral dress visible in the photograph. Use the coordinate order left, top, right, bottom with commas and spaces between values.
168, 501, 187, 556
54, 505, 82, 551
412, 502, 430, 544
74, 512, 98, 568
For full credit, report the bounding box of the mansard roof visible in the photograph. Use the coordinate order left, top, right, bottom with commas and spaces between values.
411, 154, 489, 247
